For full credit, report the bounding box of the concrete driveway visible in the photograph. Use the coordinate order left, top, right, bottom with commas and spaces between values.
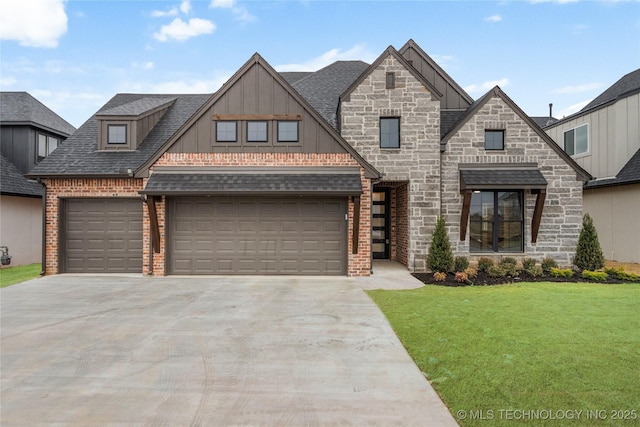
1, 266, 457, 426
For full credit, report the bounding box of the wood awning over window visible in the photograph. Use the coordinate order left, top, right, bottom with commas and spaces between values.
459, 164, 548, 244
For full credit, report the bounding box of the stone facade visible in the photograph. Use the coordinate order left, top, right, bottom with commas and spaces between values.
340, 56, 441, 271
442, 96, 584, 266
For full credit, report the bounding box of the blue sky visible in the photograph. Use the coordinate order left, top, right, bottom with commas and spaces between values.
1, 0, 639, 129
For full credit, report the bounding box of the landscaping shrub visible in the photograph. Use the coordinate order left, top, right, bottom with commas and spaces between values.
604, 267, 640, 282
477, 257, 494, 273
433, 271, 447, 282
574, 213, 605, 271
454, 272, 469, 283
550, 267, 574, 278
541, 257, 558, 273
499, 259, 518, 277
464, 266, 478, 279
521, 257, 537, 271
525, 265, 544, 277
501, 257, 517, 267
454, 256, 469, 273
426, 217, 454, 273
582, 270, 608, 281
488, 264, 506, 278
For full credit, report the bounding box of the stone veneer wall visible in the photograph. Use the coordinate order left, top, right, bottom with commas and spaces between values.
442, 96, 584, 266
340, 56, 441, 271
151, 153, 371, 276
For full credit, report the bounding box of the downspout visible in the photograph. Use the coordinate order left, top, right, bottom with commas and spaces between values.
38, 179, 46, 276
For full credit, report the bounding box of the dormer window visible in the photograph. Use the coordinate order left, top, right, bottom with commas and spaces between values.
108, 125, 127, 144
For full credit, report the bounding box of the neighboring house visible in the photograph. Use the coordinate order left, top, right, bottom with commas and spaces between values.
544, 69, 640, 263
28, 40, 590, 276
0, 92, 76, 267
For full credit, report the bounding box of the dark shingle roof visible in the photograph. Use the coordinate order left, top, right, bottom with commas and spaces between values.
585, 148, 640, 189
280, 72, 313, 85
290, 61, 369, 129
1, 154, 43, 197
98, 97, 176, 117
460, 167, 548, 190
140, 172, 362, 195
0, 92, 76, 136
28, 93, 210, 177
531, 116, 559, 128
440, 110, 467, 137
582, 68, 640, 112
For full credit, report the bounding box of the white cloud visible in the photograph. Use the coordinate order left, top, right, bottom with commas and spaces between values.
180, 0, 192, 14
0, 0, 68, 48
0, 76, 18, 87
210, 0, 256, 23
557, 100, 591, 118
153, 18, 216, 42
149, 76, 229, 93
464, 78, 510, 93
132, 61, 155, 70
275, 44, 377, 72
485, 15, 502, 22
554, 82, 603, 94
151, 7, 179, 17
529, 0, 579, 4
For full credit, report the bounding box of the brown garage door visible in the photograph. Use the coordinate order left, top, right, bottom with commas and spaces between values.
168, 196, 347, 275
62, 199, 143, 273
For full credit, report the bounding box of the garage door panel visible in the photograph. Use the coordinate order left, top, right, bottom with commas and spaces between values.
168, 196, 347, 275
62, 199, 143, 273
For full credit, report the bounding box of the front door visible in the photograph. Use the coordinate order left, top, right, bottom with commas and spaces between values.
372, 189, 390, 259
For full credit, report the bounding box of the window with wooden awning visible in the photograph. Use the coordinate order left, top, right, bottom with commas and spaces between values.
458, 164, 548, 247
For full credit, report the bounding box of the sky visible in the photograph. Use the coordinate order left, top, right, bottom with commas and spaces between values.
1, 0, 639, 129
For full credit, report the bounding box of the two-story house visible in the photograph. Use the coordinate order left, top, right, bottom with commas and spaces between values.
544, 69, 640, 263
1, 92, 76, 267
28, 40, 590, 276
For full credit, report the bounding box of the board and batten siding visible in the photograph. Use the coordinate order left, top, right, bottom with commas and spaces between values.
545, 92, 640, 179
167, 61, 347, 155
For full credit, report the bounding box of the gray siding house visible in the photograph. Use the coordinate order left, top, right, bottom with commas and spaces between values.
0, 92, 75, 267
544, 69, 640, 263
29, 40, 590, 276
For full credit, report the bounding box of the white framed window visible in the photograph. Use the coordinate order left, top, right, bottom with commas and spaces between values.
108, 124, 127, 144
37, 133, 59, 162
277, 121, 298, 142
247, 121, 268, 142
216, 121, 237, 142
564, 124, 588, 157
380, 117, 400, 149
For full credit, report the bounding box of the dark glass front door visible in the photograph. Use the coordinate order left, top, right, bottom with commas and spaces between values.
372, 189, 390, 259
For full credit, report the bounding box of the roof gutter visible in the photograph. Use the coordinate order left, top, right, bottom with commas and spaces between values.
38, 179, 46, 276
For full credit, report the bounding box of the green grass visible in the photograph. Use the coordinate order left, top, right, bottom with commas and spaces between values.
0, 263, 41, 288
368, 282, 640, 426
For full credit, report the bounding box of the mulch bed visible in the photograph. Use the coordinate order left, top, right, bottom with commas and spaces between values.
412, 271, 634, 287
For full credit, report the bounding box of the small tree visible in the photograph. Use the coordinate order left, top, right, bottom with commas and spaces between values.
427, 216, 454, 273
574, 213, 605, 271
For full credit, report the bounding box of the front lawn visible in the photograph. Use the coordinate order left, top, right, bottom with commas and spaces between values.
0, 263, 41, 288
368, 283, 640, 426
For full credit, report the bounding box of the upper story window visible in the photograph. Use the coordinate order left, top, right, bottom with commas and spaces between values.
564, 124, 588, 157
484, 130, 504, 150
380, 117, 400, 149
277, 121, 298, 142
37, 133, 59, 162
247, 121, 268, 142
386, 72, 396, 89
470, 190, 523, 253
108, 124, 127, 144
216, 121, 237, 142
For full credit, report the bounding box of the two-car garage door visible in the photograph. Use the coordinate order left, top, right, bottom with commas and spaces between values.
167, 196, 347, 275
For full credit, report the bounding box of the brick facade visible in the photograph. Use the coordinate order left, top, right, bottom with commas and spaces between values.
340, 55, 441, 271
43, 154, 372, 277
43, 178, 144, 275
442, 96, 584, 266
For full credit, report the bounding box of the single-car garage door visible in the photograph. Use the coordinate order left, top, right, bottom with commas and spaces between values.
168, 196, 347, 275
61, 198, 143, 273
